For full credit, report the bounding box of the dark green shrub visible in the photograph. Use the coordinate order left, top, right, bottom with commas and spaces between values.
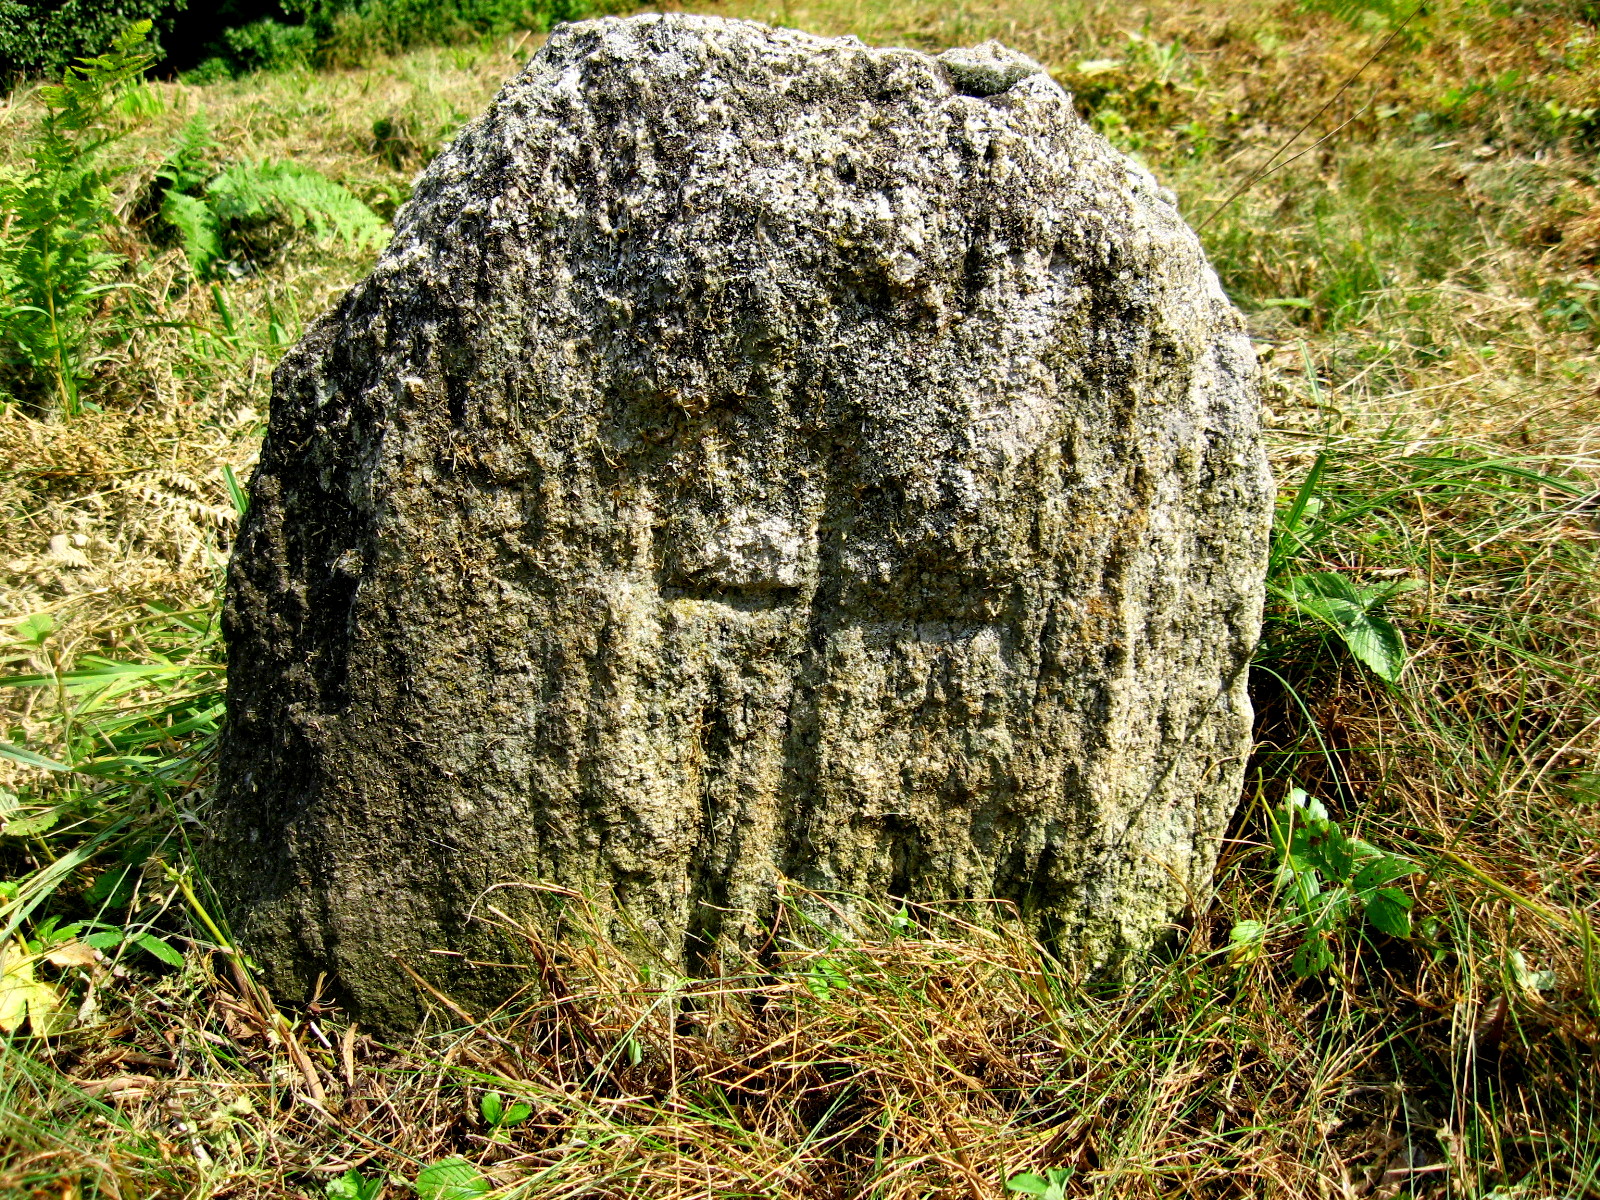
2, 0, 614, 84
0, 0, 184, 81
220, 16, 316, 71
290, 0, 595, 67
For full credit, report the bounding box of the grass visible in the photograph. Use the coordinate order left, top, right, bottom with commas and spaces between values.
2, 0, 1598, 1195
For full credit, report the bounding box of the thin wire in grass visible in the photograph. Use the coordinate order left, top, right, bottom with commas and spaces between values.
1196, 4, 1426, 234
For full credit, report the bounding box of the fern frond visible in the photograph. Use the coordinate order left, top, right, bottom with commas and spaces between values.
205, 162, 388, 252
160, 191, 222, 276
0, 22, 154, 413
157, 115, 219, 198
36, 22, 157, 148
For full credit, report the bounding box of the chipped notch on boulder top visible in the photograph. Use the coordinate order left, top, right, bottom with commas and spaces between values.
938, 42, 1048, 98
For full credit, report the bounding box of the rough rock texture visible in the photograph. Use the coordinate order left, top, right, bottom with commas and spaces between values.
216, 13, 1272, 1033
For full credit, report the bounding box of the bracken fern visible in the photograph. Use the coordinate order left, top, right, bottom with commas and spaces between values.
0, 23, 153, 415
158, 149, 389, 277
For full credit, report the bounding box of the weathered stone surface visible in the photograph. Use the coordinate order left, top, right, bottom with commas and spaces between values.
215, 12, 1272, 1032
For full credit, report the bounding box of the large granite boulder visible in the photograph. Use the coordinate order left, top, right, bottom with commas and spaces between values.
216, 13, 1272, 1032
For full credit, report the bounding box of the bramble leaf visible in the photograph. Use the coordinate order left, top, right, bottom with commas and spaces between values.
415, 1158, 489, 1200
1275, 571, 1414, 683
1363, 888, 1413, 938
1353, 853, 1414, 891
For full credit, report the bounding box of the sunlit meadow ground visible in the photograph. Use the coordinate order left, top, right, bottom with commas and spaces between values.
1, 1, 1597, 1196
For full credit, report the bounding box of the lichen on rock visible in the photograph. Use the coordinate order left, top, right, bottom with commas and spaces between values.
215, 12, 1272, 1032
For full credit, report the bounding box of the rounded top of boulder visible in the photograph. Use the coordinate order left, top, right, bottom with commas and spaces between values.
535, 14, 1053, 99
358, 10, 1225, 486
390, 12, 1183, 241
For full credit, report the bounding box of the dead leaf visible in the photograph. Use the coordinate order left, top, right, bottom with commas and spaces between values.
0, 940, 70, 1035
45, 941, 100, 970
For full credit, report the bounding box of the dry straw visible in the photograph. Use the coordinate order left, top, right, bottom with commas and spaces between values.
3, 0, 1598, 1195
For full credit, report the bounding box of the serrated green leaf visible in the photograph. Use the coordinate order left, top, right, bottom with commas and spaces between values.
160, 190, 222, 275
156, 113, 217, 196
205, 161, 387, 252
1297, 820, 1353, 880
1353, 853, 1415, 891
2, 807, 61, 837
1364, 888, 1413, 938
1291, 937, 1335, 977
1277, 571, 1409, 682
327, 1168, 382, 1200
1288, 570, 1365, 607
415, 1158, 490, 1200
1338, 611, 1407, 683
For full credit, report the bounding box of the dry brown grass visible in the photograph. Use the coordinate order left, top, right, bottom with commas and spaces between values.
2, 0, 1598, 1196
11, 884, 1593, 1199
0, 36, 529, 771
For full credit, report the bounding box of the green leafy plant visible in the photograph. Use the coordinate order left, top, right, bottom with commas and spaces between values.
1541, 100, 1600, 144
0, 0, 182, 80
153, 141, 388, 277
0, 605, 225, 946
1266, 450, 1415, 684
5, 908, 184, 969
804, 952, 852, 1000
220, 18, 318, 73
1542, 278, 1600, 333
147, 112, 221, 267
0, 22, 153, 413
1235, 788, 1417, 977
288, 0, 592, 67
479, 1090, 532, 1132
1272, 569, 1415, 683
1007, 1167, 1075, 1198
327, 1167, 384, 1200
415, 1158, 490, 1200
209, 161, 386, 251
